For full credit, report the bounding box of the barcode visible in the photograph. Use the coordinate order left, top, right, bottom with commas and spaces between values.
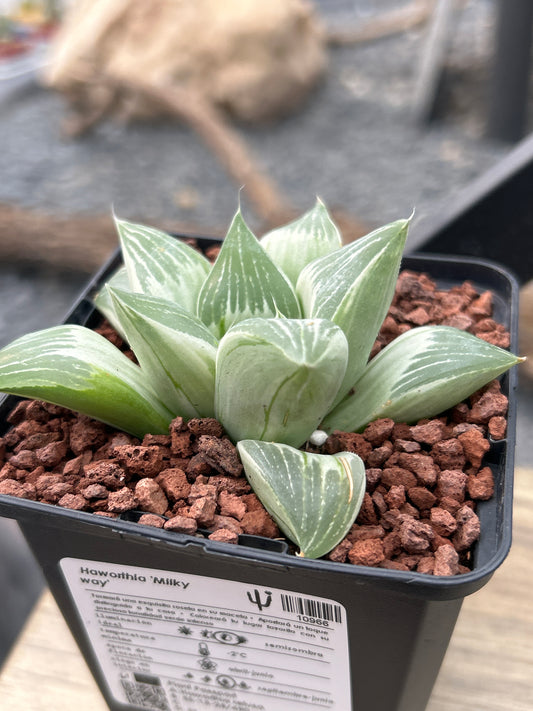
280, 594, 342, 623
121, 674, 170, 711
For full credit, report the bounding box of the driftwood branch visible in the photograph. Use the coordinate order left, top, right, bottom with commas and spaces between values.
65, 70, 297, 230
327, 0, 433, 46
114, 76, 296, 228
40, 1, 438, 239
52, 1, 438, 232
62, 88, 121, 139
70, 72, 370, 239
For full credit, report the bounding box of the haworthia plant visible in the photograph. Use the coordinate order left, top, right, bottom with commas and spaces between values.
237, 440, 366, 559
116, 217, 212, 312
323, 326, 522, 433
216, 317, 348, 447
0, 326, 173, 438
297, 218, 410, 404
93, 265, 130, 339
197, 209, 301, 338
108, 288, 218, 419
0, 201, 523, 558
260, 198, 342, 285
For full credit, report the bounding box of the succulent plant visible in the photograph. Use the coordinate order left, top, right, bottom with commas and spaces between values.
0, 200, 522, 558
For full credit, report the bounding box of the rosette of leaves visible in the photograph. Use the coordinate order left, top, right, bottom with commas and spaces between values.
0, 199, 522, 558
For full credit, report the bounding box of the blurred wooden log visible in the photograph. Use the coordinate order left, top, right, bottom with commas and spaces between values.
0, 203, 224, 273
0, 203, 117, 273
0, 200, 369, 274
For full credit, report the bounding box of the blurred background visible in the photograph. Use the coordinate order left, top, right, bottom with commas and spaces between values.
1, 0, 533, 670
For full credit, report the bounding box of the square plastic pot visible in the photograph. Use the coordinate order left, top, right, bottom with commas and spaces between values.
0, 244, 519, 711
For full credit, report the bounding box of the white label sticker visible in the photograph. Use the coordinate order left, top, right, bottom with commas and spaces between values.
60, 558, 351, 711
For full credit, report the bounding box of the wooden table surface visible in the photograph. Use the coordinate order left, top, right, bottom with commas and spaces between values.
1, 468, 532, 711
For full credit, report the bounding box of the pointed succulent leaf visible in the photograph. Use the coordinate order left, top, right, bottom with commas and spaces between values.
108, 288, 217, 418
297, 218, 410, 404
237, 440, 366, 559
323, 325, 522, 433
115, 217, 211, 312
93, 266, 131, 339
216, 317, 348, 447
0, 325, 173, 438
260, 198, 342, 285
197, 209, 301, 338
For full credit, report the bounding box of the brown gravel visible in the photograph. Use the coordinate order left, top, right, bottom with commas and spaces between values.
0, 270, 512, 576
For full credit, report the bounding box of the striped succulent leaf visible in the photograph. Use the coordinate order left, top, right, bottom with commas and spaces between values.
216, 317, 348, 447
0, 325, 173, 438
260, 198, 342, 285
108, 288, 217, 419
323, 325, 523, 433
197, 209, 301, 338
115, 217, 211, 313
297, 218, 410, 405
237, 440, 366, 559
93, 266, 131, 339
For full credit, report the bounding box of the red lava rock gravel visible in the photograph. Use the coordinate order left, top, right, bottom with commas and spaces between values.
0, 271, 512, 576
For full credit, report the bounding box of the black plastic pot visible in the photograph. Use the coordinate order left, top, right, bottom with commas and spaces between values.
0, 245, 519, 711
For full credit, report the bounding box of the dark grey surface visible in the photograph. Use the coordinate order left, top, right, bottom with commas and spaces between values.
1, 0, 531, 667
0, 266, 86, 348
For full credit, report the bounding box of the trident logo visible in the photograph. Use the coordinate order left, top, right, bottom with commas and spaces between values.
246, 589, 272, 611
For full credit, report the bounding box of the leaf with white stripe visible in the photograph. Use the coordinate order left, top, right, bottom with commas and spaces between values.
108, 288, 217, 419
237, 440, 366, 559
197, 209, 301, 338
323, 325, 522, 433
115, 217, 211, 312
297, 218, 410, 405
93, 266, 131, 339
260, 198, 342, 285
0, 325, 173, 438
216, 317, 348, 447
